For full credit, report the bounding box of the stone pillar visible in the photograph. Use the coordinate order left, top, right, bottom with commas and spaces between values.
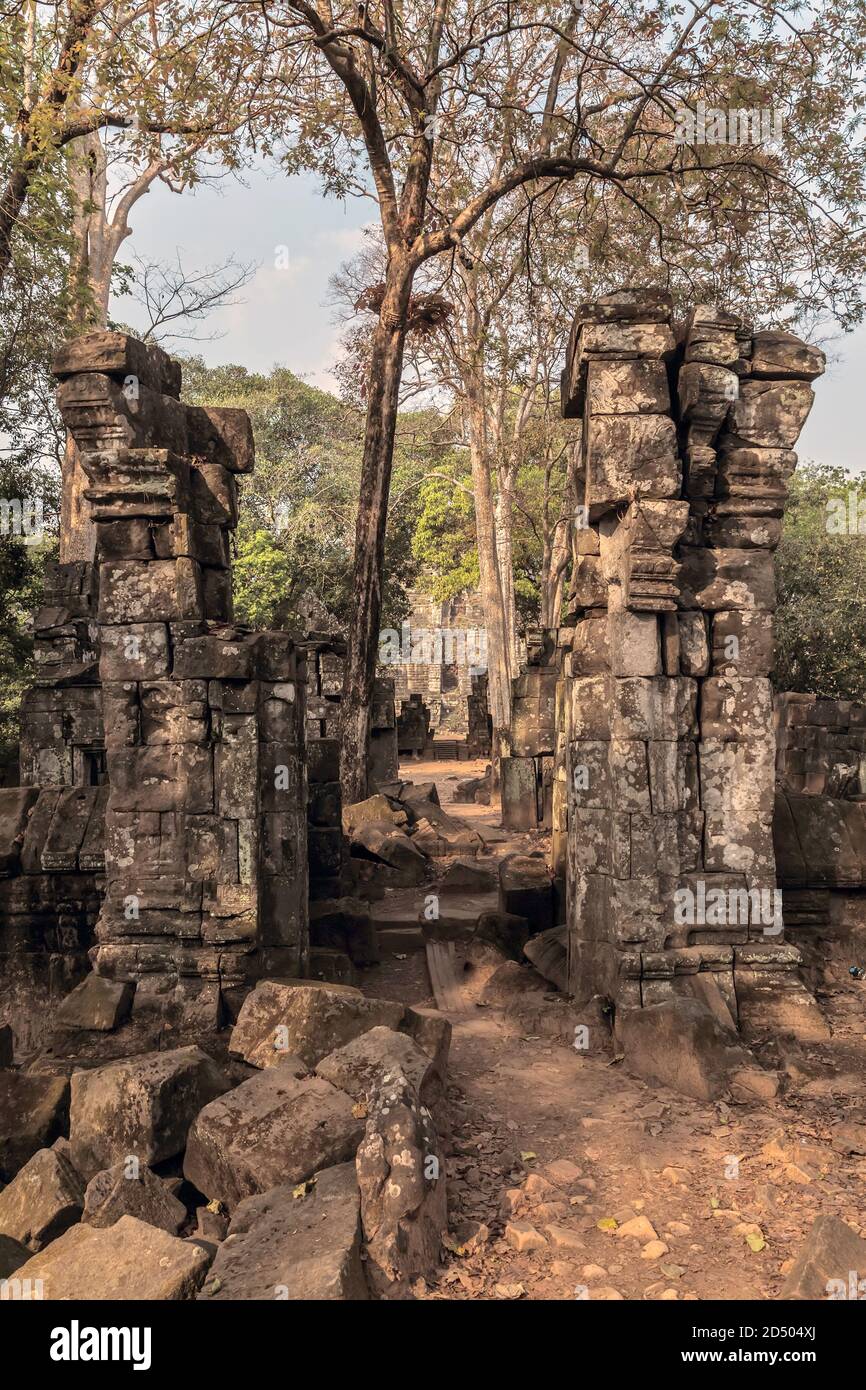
561, 291, 825, 1030
53, 331, 308, 1028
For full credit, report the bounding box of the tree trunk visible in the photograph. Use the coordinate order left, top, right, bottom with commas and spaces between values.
0, 167, 30, 292
340, 264, 413, 804
494, 477, 518, 673
465, 393, 512, 762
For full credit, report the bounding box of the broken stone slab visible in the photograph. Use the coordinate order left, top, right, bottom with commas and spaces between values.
400, 1007, 452, 1079
356, 1072, 446, 1296
398, 782, 440, 815
479, 959, 552, 1008
452, 771, 491, 805
617, 999, 779, 1102
342, 794, 407, 837
184, 1068, 365, 1209
69, 1046, 230, 1180
780, 1216, 866, 1299
54, 975, 135, 1033
11, 1213, 212, 1299
748, 330, 826, 382
315, 1026, 442, 1112
351, 821, 429, 883
83, 1161, 186, 1234
0, 1072, 70, 1181
475, 910, 531, 960
229, 980, 405, 1070
0, 1146, 84, 1251
523, 926, 569, 993
198, 1162, 368, 1301
439, 856, 496, 894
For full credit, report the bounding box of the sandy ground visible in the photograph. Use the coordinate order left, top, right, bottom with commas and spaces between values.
354, 756, 866, 1302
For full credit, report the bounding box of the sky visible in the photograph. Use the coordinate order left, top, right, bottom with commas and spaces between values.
118, 164, 865, 475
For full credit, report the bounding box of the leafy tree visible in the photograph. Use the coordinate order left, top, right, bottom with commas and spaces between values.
775, 463, 866, 700
180, 357, 433, 630
269, 0, 866, 797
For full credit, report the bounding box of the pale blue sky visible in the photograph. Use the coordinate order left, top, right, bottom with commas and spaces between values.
118, 165, 864, 475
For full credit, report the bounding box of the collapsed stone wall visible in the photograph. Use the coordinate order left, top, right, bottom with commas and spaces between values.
559, 290, 826, 1031
0, 331, 310, 1049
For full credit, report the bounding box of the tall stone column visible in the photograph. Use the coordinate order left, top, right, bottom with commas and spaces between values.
561, 291, 825, 1042
53, 331, 308, 1029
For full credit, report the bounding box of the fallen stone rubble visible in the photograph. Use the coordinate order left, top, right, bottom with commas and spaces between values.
0, 979, 451, 1299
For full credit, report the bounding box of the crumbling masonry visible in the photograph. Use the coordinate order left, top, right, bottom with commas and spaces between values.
0, 332, 309, 1044
557, 290, 827, 1035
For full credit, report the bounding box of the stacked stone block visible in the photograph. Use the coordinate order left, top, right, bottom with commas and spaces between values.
368, 677, 399, 789
19, 562, 103, 787
775, 693, 866, 797
501, 632, 561, 832
53, 332, 308, 1026
302, 633, 345, 902
396, 693, 430, 757
466, 674, 492, 757
560, 290, 825, 1017
0, 785, 104, 1052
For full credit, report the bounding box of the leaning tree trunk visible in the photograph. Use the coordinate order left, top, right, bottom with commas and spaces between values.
340, 266, 413, 804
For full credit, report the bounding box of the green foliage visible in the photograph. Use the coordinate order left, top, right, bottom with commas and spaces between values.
0, 537, 57, 774
774, 463, 866, 699
411, 463, 478, 601
181, 359, 434, 630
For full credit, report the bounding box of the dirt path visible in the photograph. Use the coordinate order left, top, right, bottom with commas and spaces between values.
359, 758, 866, 1302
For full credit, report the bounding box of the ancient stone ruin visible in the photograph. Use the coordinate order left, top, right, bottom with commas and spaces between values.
1, 304, 864, 1306
0, 331, 452, 1303
554, 290, 832, 1077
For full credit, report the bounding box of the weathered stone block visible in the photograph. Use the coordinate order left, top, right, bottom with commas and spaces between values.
198, 1163, 367, 1301
83, 1161, 186, 1233
0, 1073, 69, 1181
12, 1213, 211, 1300
0, 1146, 84, 1250
69, 1047, 229, 1179
184, 1068, 365, 1208
229, 980, 404, 1070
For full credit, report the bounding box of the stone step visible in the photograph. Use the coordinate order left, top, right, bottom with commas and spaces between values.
377, 926, 426, 955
